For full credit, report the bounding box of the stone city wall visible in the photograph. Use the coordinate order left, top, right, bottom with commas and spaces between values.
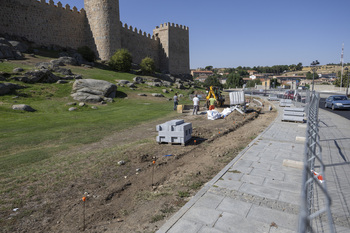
0, 0, 190, 75
0, 0, 87, 49
120, 22, 160, 67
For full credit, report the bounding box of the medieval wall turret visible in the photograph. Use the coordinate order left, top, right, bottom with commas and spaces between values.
84, 0, 121, 60
153, 23, 190, 75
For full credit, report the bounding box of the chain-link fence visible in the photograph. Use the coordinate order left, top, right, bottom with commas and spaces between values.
299, 91, 335, 233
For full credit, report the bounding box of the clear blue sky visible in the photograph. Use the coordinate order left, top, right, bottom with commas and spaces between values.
58, 0, 350, 69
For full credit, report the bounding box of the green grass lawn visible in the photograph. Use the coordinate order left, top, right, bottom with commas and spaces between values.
0, 58, 193, 192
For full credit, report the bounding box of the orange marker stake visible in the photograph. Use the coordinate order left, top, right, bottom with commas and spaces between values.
152, 159, 156, 186
194, 140, 197, 145
82, 196, 86, 231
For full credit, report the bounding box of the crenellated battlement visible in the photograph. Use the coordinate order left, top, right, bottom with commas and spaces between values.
1, 0, 189, 75
155, 22, 189, 31
35, 0, 85, 14
121, 22, 155, 40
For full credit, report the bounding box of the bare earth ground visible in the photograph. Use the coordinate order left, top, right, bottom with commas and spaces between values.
5, 99, 277, 233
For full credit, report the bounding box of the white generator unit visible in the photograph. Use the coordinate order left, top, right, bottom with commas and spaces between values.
156, 119, 192, 145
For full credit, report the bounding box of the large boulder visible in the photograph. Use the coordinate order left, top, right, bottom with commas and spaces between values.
71, 79, 117, 103
12, 104, 36, 112
8, 41, 29, 53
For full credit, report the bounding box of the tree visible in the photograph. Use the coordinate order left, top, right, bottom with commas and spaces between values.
270, 78, 280, 88
205, 66, 213, 71
334, 71, 349, 87
204, 76, 222, 88
306, 72, 314, 80
140, 57, 155, 75
246, 79, 261, 88
296, 62, 303, 71
226, 73, 243, 88
109, 49, 132, 72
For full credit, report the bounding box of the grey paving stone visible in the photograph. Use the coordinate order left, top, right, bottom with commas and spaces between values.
269, 225, 298, 233
249, 167, 286, 181
215, 179, 242, 191
228, 166, 253, 174
233, 159, 253, 168
251, 161, 272, 170
216, 197, 252, 216
247, 204, 298, 231
263, 178, 301, 193
258, 157, 283, 166
221, 171, 243, 181
240, 174, 266, 185
195, 192, 225, 209
282, 171, 303, 183
278, 190, 302, 206
214, 211, 271, 233
198, 226, 226, 233
239, 183, 280, 199
182, 206, 222, 226
167, 219, 203, 233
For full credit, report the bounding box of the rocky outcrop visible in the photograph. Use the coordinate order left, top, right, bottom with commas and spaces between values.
71, 79, 117, 103
12, 69, 60, 83
0, 83, 26, 95
0, 37, 27, 60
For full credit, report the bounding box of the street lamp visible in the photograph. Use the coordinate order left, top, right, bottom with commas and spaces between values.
311, 60, 320, 91
345, 67, 349, 97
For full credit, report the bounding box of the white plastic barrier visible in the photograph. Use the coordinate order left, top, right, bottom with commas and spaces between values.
229, 91, 245, 106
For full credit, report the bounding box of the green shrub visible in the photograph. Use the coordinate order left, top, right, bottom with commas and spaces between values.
140, 57, 155, 75
109, 49, 132, 72
77, 46, 96, 62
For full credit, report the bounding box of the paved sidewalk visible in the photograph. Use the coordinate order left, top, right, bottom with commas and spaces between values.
313, 109, 350, 232
157, 105, 308, 233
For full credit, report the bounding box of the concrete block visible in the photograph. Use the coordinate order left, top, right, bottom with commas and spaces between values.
156, 119, 192, 144
295, 136, 306, 142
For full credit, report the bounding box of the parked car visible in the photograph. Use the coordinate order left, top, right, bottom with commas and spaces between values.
324, 95, 350, 110
283, 90, 300, 100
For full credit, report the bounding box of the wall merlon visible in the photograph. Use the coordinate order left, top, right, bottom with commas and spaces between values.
155, 22, 188, 31
37, 0, 82, 14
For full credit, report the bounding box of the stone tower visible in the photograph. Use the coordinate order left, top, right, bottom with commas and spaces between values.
84, 0, 121, 60
153, 23, 190, 75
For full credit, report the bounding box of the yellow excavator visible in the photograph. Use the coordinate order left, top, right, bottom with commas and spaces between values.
206, 86, 225, 108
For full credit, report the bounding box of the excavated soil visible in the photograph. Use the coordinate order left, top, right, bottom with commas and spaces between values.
5, 100, 277, 233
